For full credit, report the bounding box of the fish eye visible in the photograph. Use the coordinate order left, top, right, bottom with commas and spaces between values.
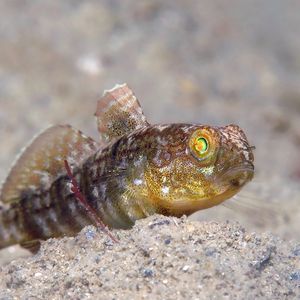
194, 137, 208, 154
189, 129, 215, 161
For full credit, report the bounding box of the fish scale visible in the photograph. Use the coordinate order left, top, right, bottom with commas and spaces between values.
0, 83, 254, 252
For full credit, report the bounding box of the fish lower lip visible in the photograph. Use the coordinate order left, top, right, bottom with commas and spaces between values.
216, 166, 254, 190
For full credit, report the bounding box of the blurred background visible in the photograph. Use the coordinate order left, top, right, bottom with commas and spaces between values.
0, 0, 299, 261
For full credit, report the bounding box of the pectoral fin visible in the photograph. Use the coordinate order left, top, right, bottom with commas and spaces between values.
95, 83, 149, 143
20, 240, 41, 254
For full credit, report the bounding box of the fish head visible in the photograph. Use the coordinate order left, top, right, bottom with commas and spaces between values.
145, 124, 254, 216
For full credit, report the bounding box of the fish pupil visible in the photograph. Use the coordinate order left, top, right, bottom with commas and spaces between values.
195, 137, 208, 154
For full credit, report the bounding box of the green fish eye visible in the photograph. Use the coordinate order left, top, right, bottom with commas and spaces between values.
189, 129, 216, 162
194, 137, 208, 154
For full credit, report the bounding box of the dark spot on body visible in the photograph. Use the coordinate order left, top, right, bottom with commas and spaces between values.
111, 138, 122, 159
230, 179, 240, 187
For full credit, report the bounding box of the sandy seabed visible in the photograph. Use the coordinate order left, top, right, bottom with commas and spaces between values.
0, 215, 299, 299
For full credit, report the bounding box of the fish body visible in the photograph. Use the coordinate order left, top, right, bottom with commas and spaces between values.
0, 84, 254, 250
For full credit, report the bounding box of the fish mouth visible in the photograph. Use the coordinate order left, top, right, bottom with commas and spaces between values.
194, 164, 254, 211
219, 162, 254, 186
157, 163, 254, 217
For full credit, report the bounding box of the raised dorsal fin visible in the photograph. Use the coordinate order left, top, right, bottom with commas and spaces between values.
0, 125, 99, 204
95, 83, 149, 143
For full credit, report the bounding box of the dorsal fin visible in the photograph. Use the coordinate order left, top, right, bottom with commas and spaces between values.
95, 83, 149, 143
0, 125, 99, 204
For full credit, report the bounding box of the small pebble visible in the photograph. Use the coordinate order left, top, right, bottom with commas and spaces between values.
164, 238, 172, 245
94, 255, 101, 264
182, 265, 190, 272
149, 219, 170, 229
290, 271, 300, 281
204, 247, 217, 257
85, 229, 96, 241
292, 245, 300, 256
142, 269, 154, 278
